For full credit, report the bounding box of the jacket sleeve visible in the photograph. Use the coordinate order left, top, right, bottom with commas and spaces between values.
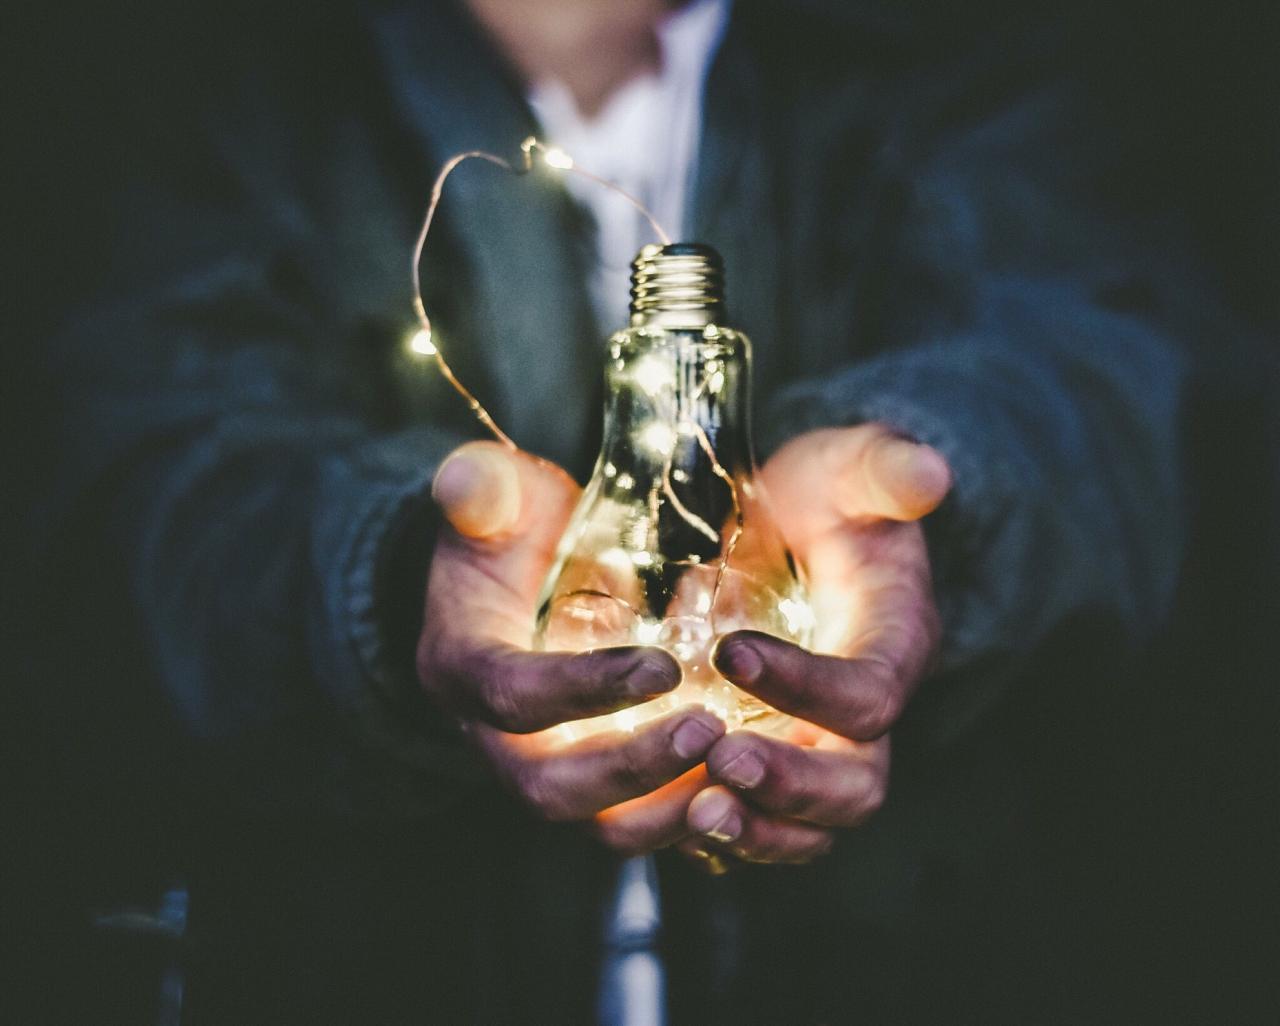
35, 55, 485, 818
761, 75, 1199, 746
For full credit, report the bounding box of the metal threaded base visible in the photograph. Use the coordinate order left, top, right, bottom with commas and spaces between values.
630, 242, 726, 328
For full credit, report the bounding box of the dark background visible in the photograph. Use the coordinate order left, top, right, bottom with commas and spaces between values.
6, 2, 1278, 1022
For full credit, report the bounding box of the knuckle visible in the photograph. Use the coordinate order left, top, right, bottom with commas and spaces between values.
612, 740, 658, 797
903, 609, 940, 682
481, 673, 531, 733
769, 772, 813, 820
514, 764, 571, 822
842, 767, 887, 825
861, 773, 887, 816
853, 669, 903, 738
796, 833, 836, 864
779, 665, 821, 719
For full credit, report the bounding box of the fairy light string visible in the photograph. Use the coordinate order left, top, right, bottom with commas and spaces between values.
411, 136, 742, 635
409, 137, 671, 455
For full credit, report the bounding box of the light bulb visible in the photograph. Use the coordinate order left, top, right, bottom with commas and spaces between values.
407, 327, 437, 356
534, 244, 812, 738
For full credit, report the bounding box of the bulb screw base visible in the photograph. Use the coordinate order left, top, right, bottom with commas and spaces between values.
630, 243, 727, 329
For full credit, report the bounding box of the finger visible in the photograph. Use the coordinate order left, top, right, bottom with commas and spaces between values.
432, 441, 523, 538
591, 766, 711, 855
706, 731, 889, 828
687, 786, 833, 865
424, 442, 581, 654
478, 707, 724, 822
431, 642, 682, 733
432, 440, 581, 549
836, 429, 951, 522
713, 630, 906, 740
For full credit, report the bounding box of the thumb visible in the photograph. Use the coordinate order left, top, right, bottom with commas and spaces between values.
834, 428, 952, 522
432, 441, 523, 538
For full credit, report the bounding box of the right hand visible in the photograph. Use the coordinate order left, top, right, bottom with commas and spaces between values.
417, 441, 725, 853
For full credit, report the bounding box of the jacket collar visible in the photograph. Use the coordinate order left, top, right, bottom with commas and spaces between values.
364, 0, 602, 473
691, 9, 784, 405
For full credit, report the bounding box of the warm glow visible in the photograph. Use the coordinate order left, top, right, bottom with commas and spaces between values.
599, 547, 631, 570
407, 328, 437, 356
779, 597, 816, 635
543, 146, 575, 170
640, 423, 676, 455
632, 356, 671, 397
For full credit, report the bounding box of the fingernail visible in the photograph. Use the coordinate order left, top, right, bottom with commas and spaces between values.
687, 848, 731, 877
671, 717, 719, 760
704, 853, 731, 876
624, 653, 680, 697
916, 444, 952, 493
878, 439, 952, 517
714, 639, 763, 685
718, 747, 765, 789
691, 793, 742, 844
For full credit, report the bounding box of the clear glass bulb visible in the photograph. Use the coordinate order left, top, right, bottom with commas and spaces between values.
534, 244, 812, 738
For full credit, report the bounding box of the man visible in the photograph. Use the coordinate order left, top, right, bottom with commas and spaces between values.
23, 0, 1254, 1022
419, 0, 955, 878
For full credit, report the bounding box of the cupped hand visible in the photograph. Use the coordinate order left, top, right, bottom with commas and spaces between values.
682, 424, 951, 866
417, 441, 725, 851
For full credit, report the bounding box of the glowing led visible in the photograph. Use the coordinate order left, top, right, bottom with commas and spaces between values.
632, 356, 671, 396
407, 328, 437, 356
603, 462, 617, 478
640, 423, 676, 454
599, 547, 633, 572
626, 519, 648, 550
694, 591, 712, 615
778, 597, 816, 635
707, 370, 726, 394
631, 551, 654, 568
635, 621, 663, 645
615, 472, 635, 491
543, 147, 575, 170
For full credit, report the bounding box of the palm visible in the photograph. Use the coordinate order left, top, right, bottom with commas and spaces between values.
676, 425, 950, 865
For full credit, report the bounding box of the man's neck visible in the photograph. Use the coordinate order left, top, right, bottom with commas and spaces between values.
464, 0, 676, 118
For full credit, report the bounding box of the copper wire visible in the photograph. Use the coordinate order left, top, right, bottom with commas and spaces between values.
413, 138, 742, 645
411, 138, 672, 451
411, 150, 519, 449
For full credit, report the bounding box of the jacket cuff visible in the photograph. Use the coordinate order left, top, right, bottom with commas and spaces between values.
313, 426, 488, 811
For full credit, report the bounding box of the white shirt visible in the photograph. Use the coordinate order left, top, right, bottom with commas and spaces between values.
527, 8, 731, 1024
527, 0, 731, 333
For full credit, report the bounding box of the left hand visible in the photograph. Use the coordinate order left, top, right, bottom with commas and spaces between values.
680, 424, 951, 867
